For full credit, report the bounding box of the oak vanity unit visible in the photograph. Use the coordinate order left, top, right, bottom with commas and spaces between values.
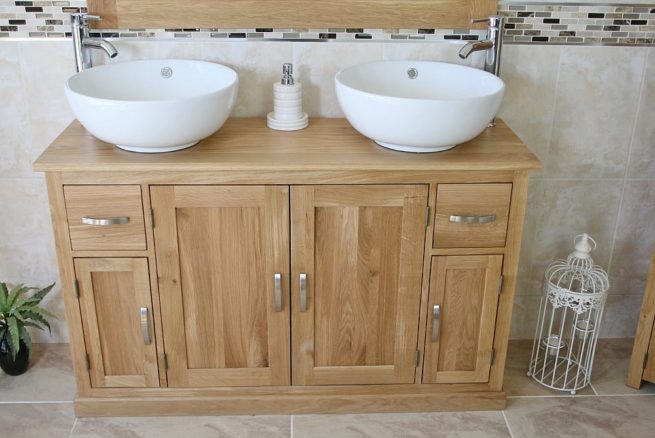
34, 118, 540, 416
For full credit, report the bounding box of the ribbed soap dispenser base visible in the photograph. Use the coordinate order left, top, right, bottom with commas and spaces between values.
267, 112, 308, 131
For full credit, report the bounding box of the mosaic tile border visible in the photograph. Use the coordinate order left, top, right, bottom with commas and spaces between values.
0, 1, 653, 46
499, 3, 655, 45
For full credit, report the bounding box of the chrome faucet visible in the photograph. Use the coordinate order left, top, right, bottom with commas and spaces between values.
71, 13, 118, 72
458, 16, 504, 77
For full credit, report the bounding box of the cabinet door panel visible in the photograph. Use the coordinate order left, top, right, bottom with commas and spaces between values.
423, 255, 502, 384
74, 258, 159, 388
151, 186, 290, 387
292, 185, 428, 385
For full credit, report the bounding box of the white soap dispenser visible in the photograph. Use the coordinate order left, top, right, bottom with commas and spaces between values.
267, 63, 308, 131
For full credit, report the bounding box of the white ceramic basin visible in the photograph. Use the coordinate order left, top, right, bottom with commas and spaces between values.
335, 61, 505, 153
65, 59, 238, 153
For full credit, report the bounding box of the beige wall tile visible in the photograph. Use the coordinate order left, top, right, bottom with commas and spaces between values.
510, 294, 542, 339
599, 294, 643, 338
381, 41, 485, 68
92, 40, 203, 65
628, 48, 655, 179
609, 180, 655, 296
292, 42, 384, 117
18, 41, 76, 173
547, 46, 647, 178
0, 178, 59, 288
202, 41, 293, 117
517, 179, 622, 298
499, 45, 561, 176
0, 43, 27, 179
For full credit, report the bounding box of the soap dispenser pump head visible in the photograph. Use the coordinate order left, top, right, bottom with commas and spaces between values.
282, 63, 294, 85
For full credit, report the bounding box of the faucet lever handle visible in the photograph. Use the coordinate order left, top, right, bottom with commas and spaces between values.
471, 16, 503, 27
84, 14, 102, 22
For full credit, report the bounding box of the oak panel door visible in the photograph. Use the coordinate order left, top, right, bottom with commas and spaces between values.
422, 255, 503, 384
151, 186, 290, 387
291, 185, 428, 385
74, 258, 159, 388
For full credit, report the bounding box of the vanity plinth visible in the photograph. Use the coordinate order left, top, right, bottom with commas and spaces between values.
35, 118, 541, 416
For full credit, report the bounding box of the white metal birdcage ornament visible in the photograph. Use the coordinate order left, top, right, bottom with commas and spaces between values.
527, 233, 609, 394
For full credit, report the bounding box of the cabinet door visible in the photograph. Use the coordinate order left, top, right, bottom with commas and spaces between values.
74, 258, 159, 388
291, 185, 428, 385
422, 255, 503, 384
151, 186, 290, 387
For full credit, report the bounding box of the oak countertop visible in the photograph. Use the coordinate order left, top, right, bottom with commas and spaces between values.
33, 118, 541, 173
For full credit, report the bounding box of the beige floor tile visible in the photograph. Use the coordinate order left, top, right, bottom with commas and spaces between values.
504, 395, 655, 438
504, 340, 593, 396
292, 412, 510, 438
0, 403, 75, 437
71, 415, 290, 438
591, 338, 655, 395
0, 343, 75, 402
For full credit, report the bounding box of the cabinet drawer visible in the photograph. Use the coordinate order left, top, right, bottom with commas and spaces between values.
64, 185, 146, 251
433, 184, 512, 248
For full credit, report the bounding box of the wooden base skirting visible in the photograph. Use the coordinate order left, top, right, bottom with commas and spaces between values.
75, 390, 506, 416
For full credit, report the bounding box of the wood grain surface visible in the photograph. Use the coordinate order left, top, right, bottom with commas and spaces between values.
34, 119, 541, 174
87, 0, 497, 30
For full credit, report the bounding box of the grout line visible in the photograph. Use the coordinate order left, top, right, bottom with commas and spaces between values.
508, 392, 655, 399
67, 417, 78, 438
0, 400, 74, 404
502, 410, 515, 438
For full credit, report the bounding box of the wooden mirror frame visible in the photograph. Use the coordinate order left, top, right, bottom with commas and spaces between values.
88, 0, 497, 30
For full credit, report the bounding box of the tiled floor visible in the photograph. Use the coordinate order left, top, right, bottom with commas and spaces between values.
1, 339, 654, 437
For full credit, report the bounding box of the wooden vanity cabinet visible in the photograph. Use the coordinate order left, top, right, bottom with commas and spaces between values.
35, 118, 540, 416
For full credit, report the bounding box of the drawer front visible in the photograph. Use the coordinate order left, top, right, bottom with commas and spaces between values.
433, 183, 512, 248
64, 185, 146, 251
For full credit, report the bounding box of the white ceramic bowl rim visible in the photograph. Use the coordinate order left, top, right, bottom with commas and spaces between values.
335, 60, 505, 103
65, 59, 239, 105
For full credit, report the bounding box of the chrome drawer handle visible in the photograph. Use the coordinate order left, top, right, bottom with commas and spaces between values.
140, 307, 151, 345
81, 216, 130, 226
449, 214, 496, 224
274, 273, 283, 312
431, 304, 441, 342
300, 273, 308, 312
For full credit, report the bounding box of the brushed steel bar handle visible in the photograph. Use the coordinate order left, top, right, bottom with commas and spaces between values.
274, 273, 283, 312
81, 216, 130, 226
449, 214, 496, 224
140, 307, 151, 345
431, 305, 441, 342
299, 273, 308, 312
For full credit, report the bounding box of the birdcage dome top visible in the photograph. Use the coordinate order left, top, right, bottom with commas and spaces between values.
544, 234, 609, 297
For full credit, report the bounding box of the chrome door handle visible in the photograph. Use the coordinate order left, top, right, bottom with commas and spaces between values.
299, 273, 308, 312
449, 214, 496, 224
274, 273, 283, 312
140, 307, 151, 345
81, 216, 130, 226
431, 305, 441, 342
